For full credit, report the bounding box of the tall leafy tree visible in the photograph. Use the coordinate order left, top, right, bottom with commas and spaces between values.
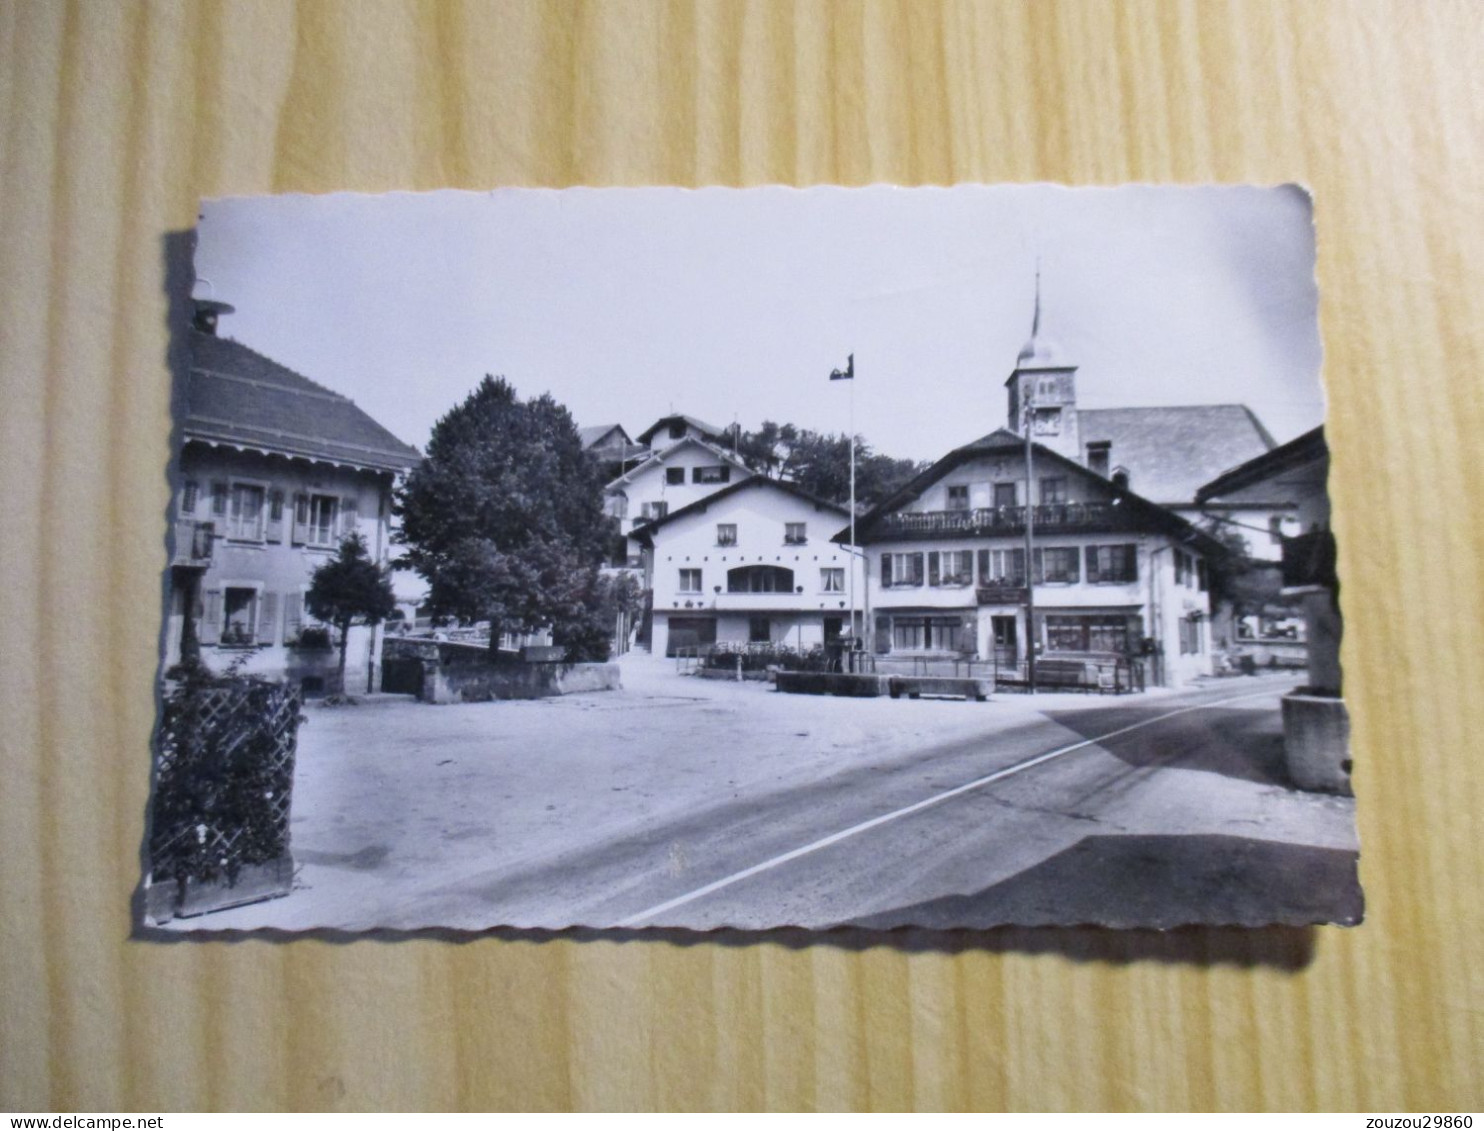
396, 376, 611, 657
306, 532, 397, 694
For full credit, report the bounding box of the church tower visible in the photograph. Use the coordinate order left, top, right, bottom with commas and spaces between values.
1006, 266, 1081, 462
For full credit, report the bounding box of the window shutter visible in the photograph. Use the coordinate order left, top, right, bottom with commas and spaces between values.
200, 589, 222, 645
977, 549, 990, 583
265, 490, 285, 542
880, 554, 893, 587
928, 552, 940, 587
910, 552, 924, 586
874, 615, 892, 654
341, 497, 359, 537
210, 482, 227, 516
291, 494, 308, 544
1068, 549, 1080, 583
1032, 549, 1044, 584
257, 591, 278, 645
1086, 546, 1100, 583
284, 592, 303, 642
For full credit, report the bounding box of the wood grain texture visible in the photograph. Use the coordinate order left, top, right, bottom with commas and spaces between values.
2, 0, 1481, 1112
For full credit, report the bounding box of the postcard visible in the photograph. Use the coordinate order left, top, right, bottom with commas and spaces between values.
145, 184, 1359, 932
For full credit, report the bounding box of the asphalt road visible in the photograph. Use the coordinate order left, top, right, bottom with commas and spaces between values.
347, 673, 1359, 932
193, 666, 1358, 933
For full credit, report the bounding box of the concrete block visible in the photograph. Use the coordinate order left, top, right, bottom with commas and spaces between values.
1281, 691, 1352, 795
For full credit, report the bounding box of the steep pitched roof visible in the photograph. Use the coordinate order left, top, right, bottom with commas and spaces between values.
847, 428, 1223, 554
635, 413, 726, 446
1077, 405, 1277, 505
1195, 426, 1327, 504
183, 331, 421, 473
578, 423, 632, 448
630, 475, 849, 543
604, 435, 751, 489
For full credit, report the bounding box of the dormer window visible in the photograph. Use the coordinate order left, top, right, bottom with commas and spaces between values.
1087, 441, 1111, 477
1111, 468, 1130, 491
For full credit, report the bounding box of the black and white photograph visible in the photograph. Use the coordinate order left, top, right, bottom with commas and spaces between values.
146, 184, 1359, 933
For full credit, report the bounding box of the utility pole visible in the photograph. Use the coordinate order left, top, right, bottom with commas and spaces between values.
1023, 386, 1037, 694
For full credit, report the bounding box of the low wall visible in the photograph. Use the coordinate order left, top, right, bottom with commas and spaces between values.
775, 671, 887, 698
1281, 691, 1352, 795
427, 660, 621, 704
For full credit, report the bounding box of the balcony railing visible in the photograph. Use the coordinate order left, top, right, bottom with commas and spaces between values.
171, 520, 215, 568
873, 502, 1119, 540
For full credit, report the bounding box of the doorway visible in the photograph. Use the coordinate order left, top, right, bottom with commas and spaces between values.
991, 615, 1018, 665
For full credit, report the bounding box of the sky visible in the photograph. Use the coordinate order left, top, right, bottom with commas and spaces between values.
194, 184, 1326, 464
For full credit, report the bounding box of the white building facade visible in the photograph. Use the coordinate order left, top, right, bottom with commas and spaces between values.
604, 436, 753, 562
854, 430, 1218, 688
635, 477, 857, 658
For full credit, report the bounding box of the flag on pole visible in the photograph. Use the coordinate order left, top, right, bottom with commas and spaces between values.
829, 354, 854, 381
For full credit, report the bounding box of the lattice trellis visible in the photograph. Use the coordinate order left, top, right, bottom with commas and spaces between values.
148, 676, 303, 892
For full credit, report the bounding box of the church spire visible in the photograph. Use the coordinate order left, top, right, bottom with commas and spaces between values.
1016, 254, 1064, 368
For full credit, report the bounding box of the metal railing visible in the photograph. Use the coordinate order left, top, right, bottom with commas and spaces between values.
874, 502, 1118, 539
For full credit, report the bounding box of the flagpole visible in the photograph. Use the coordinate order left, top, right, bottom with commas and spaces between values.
849, 362, 857, 662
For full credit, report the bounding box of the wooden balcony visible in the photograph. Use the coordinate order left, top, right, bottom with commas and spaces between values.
873, 502, 1119, 541
170, 519, 215, 568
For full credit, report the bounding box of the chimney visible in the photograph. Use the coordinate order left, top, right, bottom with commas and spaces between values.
192, 297, 235, 336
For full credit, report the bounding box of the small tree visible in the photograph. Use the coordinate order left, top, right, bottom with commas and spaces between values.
307, 532, 396, 694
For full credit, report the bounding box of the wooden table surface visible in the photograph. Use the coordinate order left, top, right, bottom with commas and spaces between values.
2, 0, 1481, 1112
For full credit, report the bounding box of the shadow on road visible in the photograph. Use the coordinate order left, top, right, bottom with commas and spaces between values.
850, 833, 1362, 932
1042, 702, 1296, 788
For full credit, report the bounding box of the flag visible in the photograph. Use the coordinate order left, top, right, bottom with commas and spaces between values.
829, 353, 854, 381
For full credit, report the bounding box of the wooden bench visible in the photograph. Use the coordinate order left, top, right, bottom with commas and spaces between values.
1033, 660, 1092, 691
888, 675, 992, 702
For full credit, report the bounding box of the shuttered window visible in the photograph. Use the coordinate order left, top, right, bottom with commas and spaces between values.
881, 552, 925, 588
257, 591, 279, 645
1033, 547, 1080, 584
1085, 544, 1137, 583
283, 592, 304, 642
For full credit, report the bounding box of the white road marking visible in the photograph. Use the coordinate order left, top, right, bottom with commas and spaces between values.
616, 688, 1281, 927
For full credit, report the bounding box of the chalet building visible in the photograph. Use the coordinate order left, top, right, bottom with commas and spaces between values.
165, 299, 421, 694
851, 428, 1221, 687
579, 422, 649, 481
634, 412, 731, 449
604, 435, 753, 563
633, 477, 855, 658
